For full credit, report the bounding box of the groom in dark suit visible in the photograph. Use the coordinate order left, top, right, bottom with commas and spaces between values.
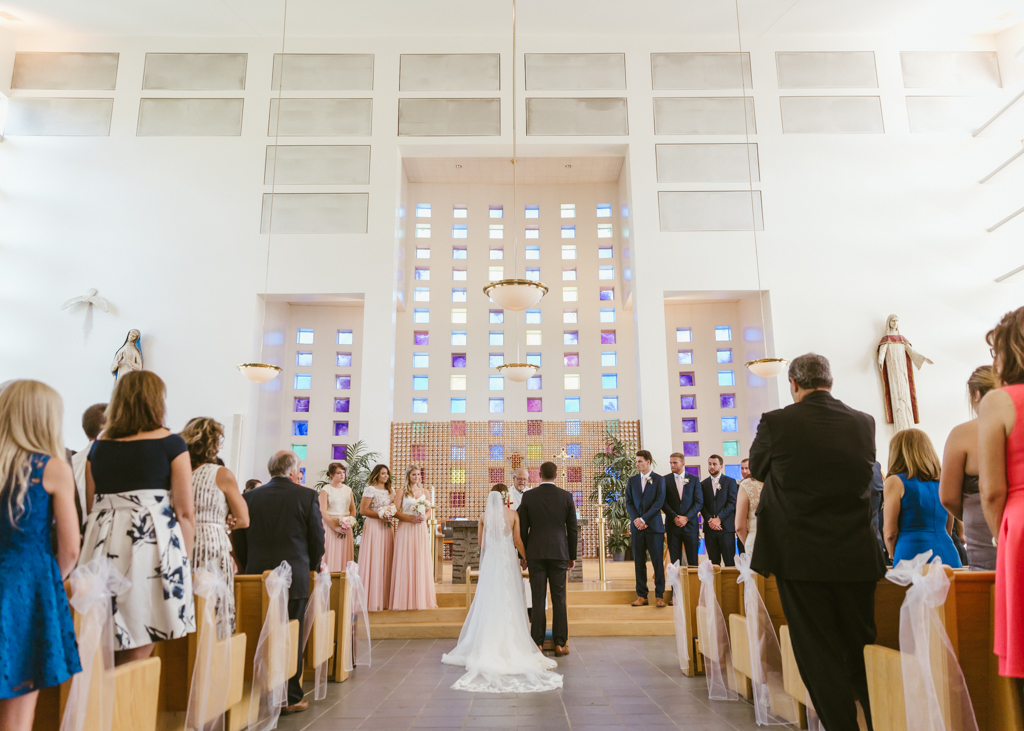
624, 450, 666, 607
701, 455, 738, 567
663, 452, 703, 568
518, 461, 578, 656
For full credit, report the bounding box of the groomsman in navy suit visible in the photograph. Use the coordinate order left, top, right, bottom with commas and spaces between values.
624, 450, 666, 607
701, 454, 739, 566
663, 452, 703, 570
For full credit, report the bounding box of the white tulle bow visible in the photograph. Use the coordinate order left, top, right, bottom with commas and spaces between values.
345, 560, 372, 670
666, 561, 691, 673
60, 558, 131, 731
697, 559, 737, 701
301, 569, 333, 700
886, 551, 978, 731
248, 562, 293, 731
186, 567, 233, 731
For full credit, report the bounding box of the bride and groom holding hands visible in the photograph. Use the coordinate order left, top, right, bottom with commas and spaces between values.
442, 461, 578, 693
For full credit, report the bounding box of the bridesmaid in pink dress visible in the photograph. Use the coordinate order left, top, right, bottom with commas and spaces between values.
389, 465, 438, 611
358, 464, 396, 612
980, 307, 1024, 707
319, 462, 356, 571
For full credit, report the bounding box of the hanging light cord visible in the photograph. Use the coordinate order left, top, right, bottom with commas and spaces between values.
511, 0, 521, 363
734, 0, 769, 359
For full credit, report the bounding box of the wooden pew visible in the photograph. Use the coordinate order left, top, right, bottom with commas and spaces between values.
329, 571, 353, 683
694, 564, 743, 690
678, 567, 703, 677
303, 572, 337, 677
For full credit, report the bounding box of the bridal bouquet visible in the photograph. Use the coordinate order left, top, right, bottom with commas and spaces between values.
338, 516, 357, 532
379, 505, 398, 528
410, 496, 432, 517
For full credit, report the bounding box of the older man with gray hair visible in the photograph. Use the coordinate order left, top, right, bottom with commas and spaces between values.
233, 450, 325, 714
510, 467, 530, 509
749, 353, 886, 731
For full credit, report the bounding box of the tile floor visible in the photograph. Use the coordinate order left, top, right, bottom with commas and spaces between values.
277, 638, 777, 731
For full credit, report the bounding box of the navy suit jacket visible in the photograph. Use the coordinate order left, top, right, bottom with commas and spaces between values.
700, 475, 739, 533
624, 472, 666, 534
662, 471, 703, 534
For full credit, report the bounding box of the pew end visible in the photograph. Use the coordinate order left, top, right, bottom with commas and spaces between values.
865, 645, 906, 731
727, 613, 754, 701
331, 571, 352, 683
779, 625, 809, 730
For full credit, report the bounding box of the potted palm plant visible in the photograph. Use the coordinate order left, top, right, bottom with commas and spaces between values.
589, 428, 641, 562
314, 440, 380, 560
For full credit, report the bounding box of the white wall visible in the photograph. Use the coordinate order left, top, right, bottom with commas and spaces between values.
2, 28, 1022, 477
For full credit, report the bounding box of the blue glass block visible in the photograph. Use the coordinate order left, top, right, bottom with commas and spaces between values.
602, 397, 619, 412
715, 326, 732, 341
723, 441, 740, 457
565, 398, 581, 413
337, 353, 353, 367
566, 420, 581, 435
292, 421, 308, 436
296, 352, 312, 366
723, 464, 742, 481
451, 398, 466, 414
599, 289, 614, 301
451, 446, 466, 460
717, 349, 733, 364
722, 417, 739, 433
412, 375, 429, 391
490, 421, 504, 436
294, 374, 311, 390
602, 374, 617, 389
489, 445, 505, 460
299, 468, 306, 484
411, 398, 428, 414
718, 370, 736, 387
566, 443, 582, 459
527, 376, 542, 390
489, 398, 504, 413
292, 444, 307, 460
682, 419, 698, 433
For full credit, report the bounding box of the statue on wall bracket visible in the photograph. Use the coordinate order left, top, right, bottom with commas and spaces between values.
877, 315, 932, 432
111, 329, 143, 381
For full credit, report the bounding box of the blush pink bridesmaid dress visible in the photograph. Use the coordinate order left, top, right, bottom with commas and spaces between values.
358, 485, 395, 612
389, 489, 438, 611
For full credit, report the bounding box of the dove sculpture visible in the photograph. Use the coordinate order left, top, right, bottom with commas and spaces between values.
61, 288, 110, 313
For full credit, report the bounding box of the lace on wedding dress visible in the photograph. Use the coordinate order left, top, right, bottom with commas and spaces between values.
441, 491, 563, 693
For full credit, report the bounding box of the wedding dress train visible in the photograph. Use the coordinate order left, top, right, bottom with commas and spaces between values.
441, 491, 563, 693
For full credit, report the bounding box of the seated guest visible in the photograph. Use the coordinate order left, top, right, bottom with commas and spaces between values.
700, 455, 738, 567
883, 428, 961, 567
79, 370, 196, 664
233, 450, 324, 714
71, 402, 106, 527
940, 365, 999, 569
662, 452, 702, 568
319, 461, 355, 571
180, 417, 249, 631
244, 478, 262, 493
735, 458, 763, 555
625, 450, 666, 607
0, 381, 81, 731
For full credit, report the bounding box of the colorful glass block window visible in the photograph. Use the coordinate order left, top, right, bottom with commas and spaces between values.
722, 417, 739, 432
565, 398, 581, 413
452, 246, 467, 259
564, 374, 581, 390
527, 444, 543, 459
485, 467, 503, 484
562, 268, 577, 281
488, 331, 504, 346
717, 349, 733, 363
723, 441, 740, 457
527, 398, 543, 412
450, 468, 466, 484
337, 330, 353, 345
601, 330, 616, 344
526, 353, 542, 366
676, 328, 693, 343
527, 467, 541, 482
678, 350, 693, 365
451, 398, 466, 414
490, 421, 504, 437
451, 308, 467, 323
720, 393, 736, 409
527, 376, 542, 390
489, 376, 504, 391
489, 205, 503, 218
411, 422, 427, 437
412, 375, 428, 391
337, 353, 353, 367
596, 203, 612, 217
299, 468, 306, 484
564, 353, 579, 367
415, 224, 431, 238
603, 397, 619, 411
598, 245, 613, 259
567, 420, 582, 435
296, 351, 312, 367
561, 204, 576, 218
452, 269, 467, 281
489, 354, 504, 367
294, 397, 309, 412
332, 445, 348, 460
451, 375, 467, 390
564, 331, 579, 345
451, 289, 466, 303
335, 376, 351, 390
335, 398, 350, 413
297, 328, 314, 344
719, 370, 736, 387
292, 444, 307, 460
292, 421, 308, 436
600, 308, 616, 323
566, 443, 582, 459
416, 247, 430, 259
599, 287, 615, 301
489, 445, 505, 460
526, 226, 539, 239
525, 205, 539, 218
413, 331, 429, 346
294, 374, 311, 390
682, 418, 697, 433
724, 464, 742, 481
601, 351, 617, 367
452, 332, 467, 346
453, 206, 467, 218
488, 267, 504, 281
411, 398, 427, 413
715, 326, 732, 341
414, 267, 430, 280
413, 287, 429, 302
563, 311, 578, 324
449, 492, 466, 508
489, 225, 504, 239
525, 267, 540, 281
598, 265, 614, 280
562, 287, 578, 302
681, 395, 696, 410
452, 224, 467, 238
685, 465, 701, 479
525, 309, 541, 324
489, 310, 504, 323
334, 422, 349, 437
679, 373, 694, 387
602, 374, 618, 389
568, 467, 582, 483
597, 223, 613, 238
526, 245, 540, 260
683, 441, 700, 457
415, 203, 431, 217
561, 225, 576, 238
451, 421, 466, 436
413, 353, 429, 368
489, 248, 503, 260
526, 330, 542, 346
527, 421, 542, 436
561, 245, 576, 260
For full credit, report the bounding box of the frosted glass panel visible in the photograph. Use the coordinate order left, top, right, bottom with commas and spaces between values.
651, 53, 751, 90
143, 53, 247, 90
525, 54, 626, 90
260, 193, 369, 234
398, 98, 500, 136
268, 98, 373, 136
4, 98, 113, 136
272, 54, 373, 90
900, 52, 1000, 88
526, 98, 628, 136
658, 191, 764, 232
137, 98, 243, 136
776, 52, 877, 89
780, 96, 883, 134
656, 144, 759, 183
654, 97, 755, 135
400, 54, 500, 91
264, 145, 371, 185
12, 52, 119, 90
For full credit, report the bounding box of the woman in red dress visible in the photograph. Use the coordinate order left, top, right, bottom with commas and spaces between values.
979, 306, 1024, 709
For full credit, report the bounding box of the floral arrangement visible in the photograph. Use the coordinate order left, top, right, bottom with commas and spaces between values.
410, 496, 432, 517
339, 516, 357, 531
379, 505, 398, 528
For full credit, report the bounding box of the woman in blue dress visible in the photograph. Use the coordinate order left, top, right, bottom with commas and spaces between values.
0, 380, 82, 731
883, 428, 962, 567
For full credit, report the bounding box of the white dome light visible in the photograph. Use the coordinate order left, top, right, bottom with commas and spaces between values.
237, 363, 282, 383
745, 358, 789, 378
483, 279, 548, 311
498, 363, 540, 383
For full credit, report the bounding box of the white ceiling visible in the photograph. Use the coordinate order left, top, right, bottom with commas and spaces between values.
3, 0, 1023, 39
403, 156, 624, 185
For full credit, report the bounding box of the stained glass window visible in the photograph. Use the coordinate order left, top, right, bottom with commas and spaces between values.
292, 421, 308, 436
683, 441, 700, 457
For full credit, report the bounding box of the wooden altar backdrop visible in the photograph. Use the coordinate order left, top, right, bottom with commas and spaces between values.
389, 419, 641, 559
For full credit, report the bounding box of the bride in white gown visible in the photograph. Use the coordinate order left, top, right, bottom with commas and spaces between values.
441, 489, 563, 693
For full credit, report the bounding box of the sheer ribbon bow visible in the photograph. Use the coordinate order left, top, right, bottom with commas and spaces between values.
248, 562, 292, 731
666, 561, 691, 674
186, 567, 233, 731
345, 560, 372, 671
697, 559, 737, 701
301, 568, 332, 700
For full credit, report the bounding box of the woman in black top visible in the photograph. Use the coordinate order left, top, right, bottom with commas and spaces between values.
80, 370, 196, 664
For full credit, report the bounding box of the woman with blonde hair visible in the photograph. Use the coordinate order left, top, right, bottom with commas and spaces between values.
320, 461, 356, 570
0, 381, 82, 731
883, 428, 961, 566
389, 464, 438, 610
180, 417, 249, 630
939, 365, 1000, 569
80, 370, 196, 663
358, 464, 395, 611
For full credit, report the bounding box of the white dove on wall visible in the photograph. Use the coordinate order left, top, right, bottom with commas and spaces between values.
61, 288, 110, 313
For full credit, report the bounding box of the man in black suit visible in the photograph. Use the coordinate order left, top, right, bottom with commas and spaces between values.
518, 461, 578, 656
624, 450, 666, 607
662, 452, 703, 569
233, 450, 325, 714
750, 353, 886, 731
700, 455, 739, 566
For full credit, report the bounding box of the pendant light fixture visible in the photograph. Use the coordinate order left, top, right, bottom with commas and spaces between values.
239, 0, 290, 384
732, 0, 787, 379
492, 0, 544, 384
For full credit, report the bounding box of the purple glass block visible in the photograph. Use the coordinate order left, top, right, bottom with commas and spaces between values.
332, 444, 348, 460
680, 395, 696, 410
334, 398, 350, 413
682, 418, 698, 433
414, 332, 429, 345
336, 376, 351, 390
293, 397, 309, 412
601, 331, 616, 344
685, 465, 701, 478
452, 354, 467, 368
527, 398, 543, 413
683, 441, 700, 457
679, 373, 694, 387
334, 422, 349, 437
599, 289, 614, 301
720, 394, 736, 409
564, 354, 579, 367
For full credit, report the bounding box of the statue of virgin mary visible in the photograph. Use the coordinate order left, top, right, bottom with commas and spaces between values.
111, 329, 143, 381
877, 315, 932, 432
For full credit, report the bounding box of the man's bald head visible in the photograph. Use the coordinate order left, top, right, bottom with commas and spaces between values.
268, 450, 300, 479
